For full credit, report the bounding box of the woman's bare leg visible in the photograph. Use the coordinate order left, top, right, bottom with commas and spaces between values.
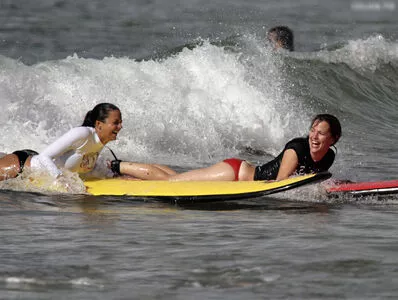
170, 162, 236, 181
0, 154, 20, 181
118, 160, 256, 182
119, 162, 176, 180
151, 164, 177, 176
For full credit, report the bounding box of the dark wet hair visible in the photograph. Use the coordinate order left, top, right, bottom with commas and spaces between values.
82, 103, 120, 127
311, 114, 342, 145
268, 26, 294, 51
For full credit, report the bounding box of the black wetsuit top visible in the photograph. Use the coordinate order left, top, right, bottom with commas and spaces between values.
253, 137, 335, 180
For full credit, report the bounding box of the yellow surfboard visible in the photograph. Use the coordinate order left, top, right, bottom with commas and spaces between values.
84, 172, 331, 202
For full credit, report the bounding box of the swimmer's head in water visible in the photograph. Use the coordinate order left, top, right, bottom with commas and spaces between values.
267, 26, 294, 51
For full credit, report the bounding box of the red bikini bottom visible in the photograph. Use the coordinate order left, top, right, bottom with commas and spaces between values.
223, 158, 244, 181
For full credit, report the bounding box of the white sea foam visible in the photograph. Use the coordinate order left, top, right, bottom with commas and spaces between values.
1, 36, 396, 182
315, 35, 398, 72
0, 41, 296, 167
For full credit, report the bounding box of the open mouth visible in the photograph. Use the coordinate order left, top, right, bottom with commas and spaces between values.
310, 140, 321, 149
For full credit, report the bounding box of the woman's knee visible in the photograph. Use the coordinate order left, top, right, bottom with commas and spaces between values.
153, 164, 177, 176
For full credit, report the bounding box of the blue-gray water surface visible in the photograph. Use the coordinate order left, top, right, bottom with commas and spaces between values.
1, 0, 398, 299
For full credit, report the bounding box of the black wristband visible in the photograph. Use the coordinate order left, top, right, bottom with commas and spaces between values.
110, 160, 122, 176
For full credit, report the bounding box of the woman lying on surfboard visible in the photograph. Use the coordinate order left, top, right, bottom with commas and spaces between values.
110, 114, 341, 181
0, 103, 122, 186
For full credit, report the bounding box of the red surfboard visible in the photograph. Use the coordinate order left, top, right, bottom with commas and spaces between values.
327, 179, 398, 196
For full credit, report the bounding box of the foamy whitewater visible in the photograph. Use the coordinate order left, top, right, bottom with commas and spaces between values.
1, 35, 397, 179
0, 1, 398, 299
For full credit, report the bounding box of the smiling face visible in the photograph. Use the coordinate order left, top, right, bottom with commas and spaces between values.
95, 109, 123, 145
308, 120, 335, 161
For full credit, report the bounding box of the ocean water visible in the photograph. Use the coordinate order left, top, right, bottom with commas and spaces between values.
0, 0, 398, 299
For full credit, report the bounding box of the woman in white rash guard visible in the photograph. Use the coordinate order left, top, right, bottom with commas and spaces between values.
0, 103, 122, 183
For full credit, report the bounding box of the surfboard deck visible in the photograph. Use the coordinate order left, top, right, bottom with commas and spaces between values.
84, 172, 331, 202
326, 179, 398, 196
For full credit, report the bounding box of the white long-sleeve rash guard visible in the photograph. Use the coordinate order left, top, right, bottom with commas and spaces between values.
30, 126, 112, 178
